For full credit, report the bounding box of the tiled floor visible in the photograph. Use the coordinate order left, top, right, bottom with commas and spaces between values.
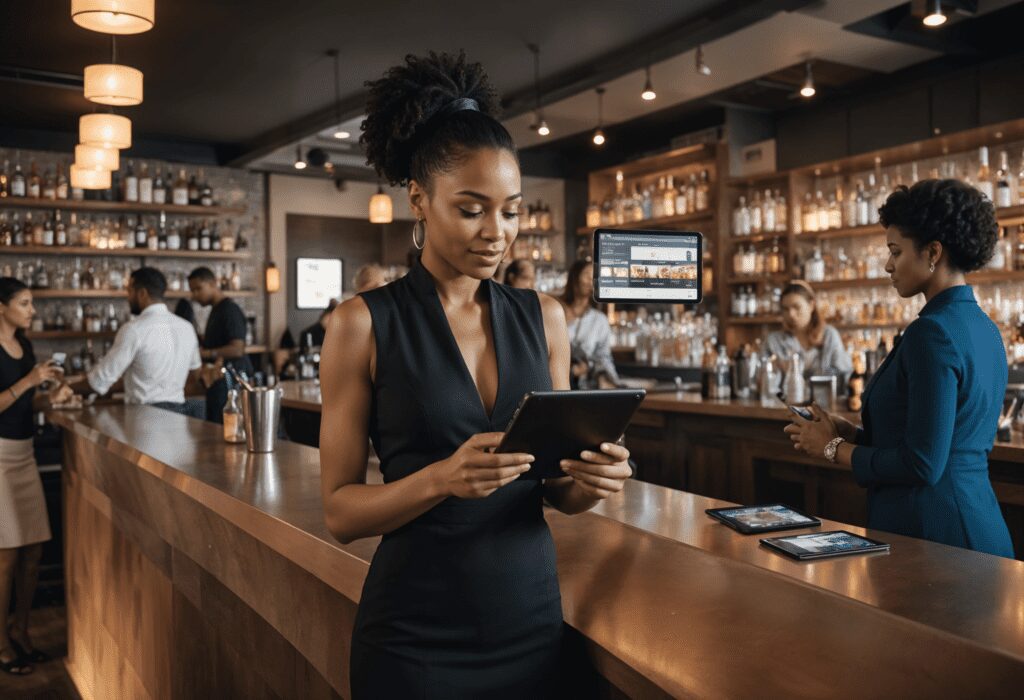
0, 606, 79, 700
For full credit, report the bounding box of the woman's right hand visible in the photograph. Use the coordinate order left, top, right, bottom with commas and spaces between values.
432, 432, 534, 499
27, 360, 63, 388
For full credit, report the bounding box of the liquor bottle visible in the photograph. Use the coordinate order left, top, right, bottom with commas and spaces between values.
996, 151, 1012, 209
211, 223, 222, 251
11, 157, 26, 197
27, 161, 41, 198
814, 191, 828, 232
153, 168, 166, 204
855, 180, 869, 227
220, 220, 235, 252
41, 213, 54, 246
1015, 225, 1024, 271
147, 221, 159, 251
167, 221, 181, 250
200, 172, 213, 207
42, 166, 56, 199
1001, 225, 1014, 271
55, 211, 67, 246
652, 178, 666, 219
750, 191, 763, 235
0, 159, 8, 197
123, 160, 139, 202
188, 171, 200, 205
674, 179, 687, 216
687, 173, 699, 212
12, 214, 25, 246
800, 192, 816, 233
132, 216, 146, 248
804, 247, 826, 282
199, 220, 211, 251
0, 213, 10, 246
222, 387, 246, 443
700, 342, 715, 398
783, 352, 806, 403
138, 162, 153, 204
173, 169, 189, 206
734, 196, 751, 236
640, 186, 653, 220
230, 262, 241, 291
662, 175, 675, 218
763, 189, 776, 233
977, 147, 994, 200
696, 170, 710, 211
186, 223, 199, 251
827, 193, 841, 230
874, 174, 891, 220
774, 190, 787, 232
56, 162, 69, 200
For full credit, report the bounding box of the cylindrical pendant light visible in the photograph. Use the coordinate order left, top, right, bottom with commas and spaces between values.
74, 144, 120, 171
71, 0, 155, 35
265, 262, 281, 294
80, 113, 132, 149
84, 64, 143, 106
70, 164, 112, 190
369, 185, 393, 224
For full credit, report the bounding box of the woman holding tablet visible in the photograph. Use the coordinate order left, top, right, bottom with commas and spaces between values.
786, 180, 1013, 558
318, 52, 632, 697
764, 280, 852, 384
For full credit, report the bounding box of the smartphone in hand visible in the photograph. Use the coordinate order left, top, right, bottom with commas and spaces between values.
775, 391, 814, 421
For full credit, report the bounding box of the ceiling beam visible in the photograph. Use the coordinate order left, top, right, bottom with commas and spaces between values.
226, 0, 817, 169
0, 65, 82, 91
499, 0, 819, 118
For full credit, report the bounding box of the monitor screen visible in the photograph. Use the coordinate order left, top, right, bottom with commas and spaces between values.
593, 229, 702, 304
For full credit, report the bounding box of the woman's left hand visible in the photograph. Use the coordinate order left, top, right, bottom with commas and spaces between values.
784, 404, 838, 457
561, 442, 631, 500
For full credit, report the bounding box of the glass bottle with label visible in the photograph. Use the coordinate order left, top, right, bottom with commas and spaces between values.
188, 171, 200, 205
10, 157, 26, 197
696, 170, 710, 211
138, 162, 153, 203
27, 161, 41, 198
200, 173, 213, 207
996, 151, 1012, 208
977, 147, 994, 200
173, 169, 189, 206
42, 166, 56, 200
223, 388, 246, 444
0, 160, 8, 197
123, 160, 139, 202
153, 168, 166, 204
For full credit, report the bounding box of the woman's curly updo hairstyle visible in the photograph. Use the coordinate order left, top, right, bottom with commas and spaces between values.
360, 51, 516, 188
878, 178, 998, 273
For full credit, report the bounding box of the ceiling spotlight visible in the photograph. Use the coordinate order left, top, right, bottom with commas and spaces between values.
536, 118, 550, 137
696, 45, 711, 76
799, 61, 816, 98
333, 130, 350, 139
592, 87, 607, 146
923, 0, 947, 26
641, 65, 656, 101
294, 146, 307, 170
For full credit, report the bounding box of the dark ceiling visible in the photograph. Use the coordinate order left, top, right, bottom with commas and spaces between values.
0, 0, 761, 158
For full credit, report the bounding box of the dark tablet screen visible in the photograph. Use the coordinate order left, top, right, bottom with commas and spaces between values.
593, 229, 703, 304
761, 531, 890, 560
707, 504, 820, 533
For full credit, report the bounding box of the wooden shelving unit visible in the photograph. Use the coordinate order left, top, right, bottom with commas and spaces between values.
26, 329, 117, 340
0, 196, 246, 216
729, 315, 781, 325
0, 245, 251, 259
576, 210, 713, 236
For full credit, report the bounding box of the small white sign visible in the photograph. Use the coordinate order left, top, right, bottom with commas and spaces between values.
296, 257, 343, 309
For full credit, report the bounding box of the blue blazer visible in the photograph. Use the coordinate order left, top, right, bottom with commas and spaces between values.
852, 285, 1014, 558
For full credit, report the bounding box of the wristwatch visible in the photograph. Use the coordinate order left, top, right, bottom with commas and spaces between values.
824, 436, 846, 463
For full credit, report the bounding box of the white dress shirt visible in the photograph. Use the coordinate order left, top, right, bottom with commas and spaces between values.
88, 303, 201, 404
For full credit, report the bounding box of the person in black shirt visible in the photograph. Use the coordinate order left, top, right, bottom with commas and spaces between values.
0, 278, 63, 675
298, 299, 338, 350
188, 267, 254, 422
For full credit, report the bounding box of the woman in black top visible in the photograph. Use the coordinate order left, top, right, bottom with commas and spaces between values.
319, 52, 632, 698
0, 278, 63, 675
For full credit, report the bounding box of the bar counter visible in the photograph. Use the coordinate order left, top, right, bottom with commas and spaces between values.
51, 404, 1024, 698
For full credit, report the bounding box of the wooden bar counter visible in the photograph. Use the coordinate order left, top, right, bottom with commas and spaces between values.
50, 402, 1024, 698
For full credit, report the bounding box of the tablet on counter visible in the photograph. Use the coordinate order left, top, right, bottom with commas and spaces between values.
705, 503, 820, 534
592, 228, 703, 304
760, 530, 891, 560
496, 389, 646, 480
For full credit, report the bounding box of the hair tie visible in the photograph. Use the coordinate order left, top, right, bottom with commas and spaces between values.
786, 279, 817, 297
409, 97, 480, 148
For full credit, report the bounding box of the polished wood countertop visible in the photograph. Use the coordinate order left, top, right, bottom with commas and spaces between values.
279, 380, 1024, 464
49, 404, 1024, 696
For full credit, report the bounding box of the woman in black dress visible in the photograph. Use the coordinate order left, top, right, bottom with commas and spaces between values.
319, 52, 632, 698
0, 278, 63, 675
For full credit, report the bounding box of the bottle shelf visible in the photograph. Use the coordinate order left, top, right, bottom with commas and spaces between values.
790, 206, 1024, 242
831, 321, 905, 331
517, 228, 561, 237
802, 269, 1022, 291
729, 232, 789, 245
28, 289, 259, 300
0, 245, 251, 260
576, 209, 714, 235
0, 196, 246, 217
726, 273, 789, 286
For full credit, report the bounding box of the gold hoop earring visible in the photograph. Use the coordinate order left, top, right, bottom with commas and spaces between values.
412, 219, 425, 250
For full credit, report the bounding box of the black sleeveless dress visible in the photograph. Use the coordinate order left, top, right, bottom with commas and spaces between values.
350, 260, 563, 698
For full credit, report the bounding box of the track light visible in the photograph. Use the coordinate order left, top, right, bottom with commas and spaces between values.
923, 0, 947, 26
536, 118, 550, 137
294, 145, 307, 170
799, 61, 816, 98
333, 130, 350, 139
696, 45, 711, 76
592, 87, 606, 146
527, 44, 550, 137
641, 65, 656, 101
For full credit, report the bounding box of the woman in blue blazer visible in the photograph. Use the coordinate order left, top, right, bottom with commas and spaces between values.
787, 179, 1014, 558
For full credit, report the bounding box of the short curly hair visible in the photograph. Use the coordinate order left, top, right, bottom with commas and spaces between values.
878, 179, 998, 273
360, 51, 516, 187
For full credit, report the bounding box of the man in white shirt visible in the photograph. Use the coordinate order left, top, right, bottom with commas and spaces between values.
60, 267, 201, 415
